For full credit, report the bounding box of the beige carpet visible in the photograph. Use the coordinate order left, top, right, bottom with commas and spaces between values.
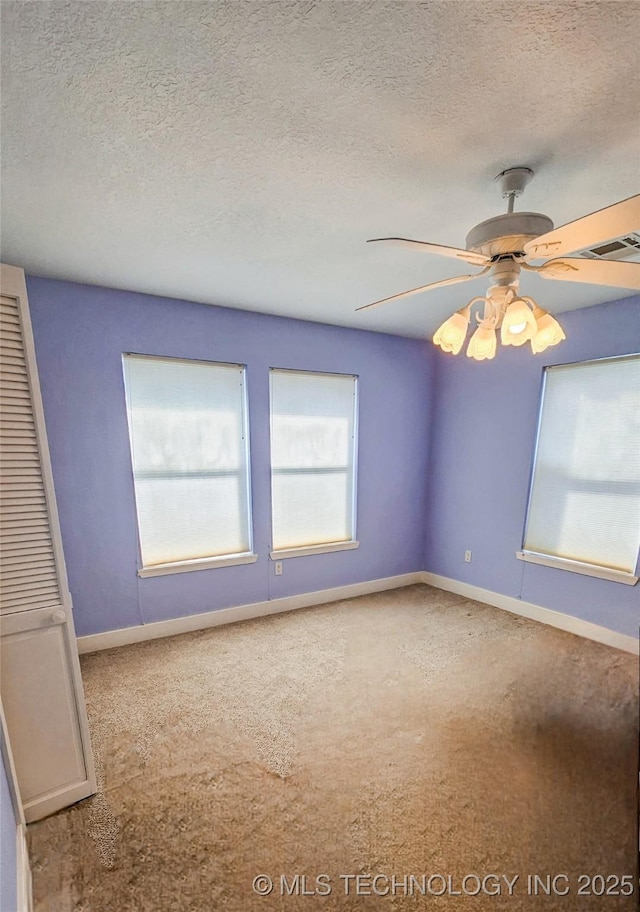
28, 584, 638, 911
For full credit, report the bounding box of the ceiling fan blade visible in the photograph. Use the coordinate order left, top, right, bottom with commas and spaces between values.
356, 266, 491, 312
537, 257, 640, 289
524, 194, 640, 259
367, 237, 490, 267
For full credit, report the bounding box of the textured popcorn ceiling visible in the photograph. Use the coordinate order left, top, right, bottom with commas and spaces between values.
2, 1, 639, 338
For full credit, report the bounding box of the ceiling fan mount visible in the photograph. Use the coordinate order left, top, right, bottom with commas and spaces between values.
494, 166, 534, 200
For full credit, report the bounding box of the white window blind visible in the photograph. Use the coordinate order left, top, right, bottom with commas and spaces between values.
123, 355, 252, 568
270, 370, 357, 552
523, 354, 640, 575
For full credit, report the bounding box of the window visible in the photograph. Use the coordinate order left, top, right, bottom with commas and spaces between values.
519, 354, 640, 584
269, 369, 358, 558
122, 355, 255, 576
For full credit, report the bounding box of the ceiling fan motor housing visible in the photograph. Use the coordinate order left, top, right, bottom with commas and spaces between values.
466, 212, 555, 285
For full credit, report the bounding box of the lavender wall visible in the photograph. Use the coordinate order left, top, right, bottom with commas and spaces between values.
26, 277, 432, 637
1, 752, 17, 912
425, 295, 640, 638
23, 277, 640, 641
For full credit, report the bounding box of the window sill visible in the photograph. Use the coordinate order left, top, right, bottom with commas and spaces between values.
270, 541, 360, 560
516, 550, 638, 586
138, 552, 258, 578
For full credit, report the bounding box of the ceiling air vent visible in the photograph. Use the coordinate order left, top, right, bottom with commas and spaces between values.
576, 233, 640, 263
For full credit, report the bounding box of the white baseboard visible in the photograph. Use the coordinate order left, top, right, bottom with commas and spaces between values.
77, 572, 424, 654
16, 823, 33, 912
421, 572, 639, 655
77, 570, 638, 657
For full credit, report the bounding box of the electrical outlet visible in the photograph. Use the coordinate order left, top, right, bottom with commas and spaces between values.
274, 561, 283, 576
464, 550, 472, 563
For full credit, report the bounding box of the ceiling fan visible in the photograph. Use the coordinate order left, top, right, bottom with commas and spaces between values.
359, 168, 640, 360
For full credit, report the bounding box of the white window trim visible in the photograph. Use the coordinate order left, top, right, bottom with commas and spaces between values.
138, 552, 258, 578
516, 550, 638, 586
270, 540, 360, 560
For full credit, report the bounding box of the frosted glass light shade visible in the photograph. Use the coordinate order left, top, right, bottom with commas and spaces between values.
433, 306, 470, 354
501, 298, 537, 346
531, 305, 566, 353
466, 325, 496, 360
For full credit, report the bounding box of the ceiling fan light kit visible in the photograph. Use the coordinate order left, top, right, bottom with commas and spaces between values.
433, 286, 567, 362
362, 168, 640, 362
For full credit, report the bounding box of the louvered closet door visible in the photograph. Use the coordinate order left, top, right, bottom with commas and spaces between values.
1, 296, 59, 613
0, 266, 96, 822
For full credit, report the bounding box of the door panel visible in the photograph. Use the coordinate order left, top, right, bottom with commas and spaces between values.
0, 266, 96, 822
0, 608, 91, 820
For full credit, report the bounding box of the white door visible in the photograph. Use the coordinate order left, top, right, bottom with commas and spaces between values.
0, 265, 96, 822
